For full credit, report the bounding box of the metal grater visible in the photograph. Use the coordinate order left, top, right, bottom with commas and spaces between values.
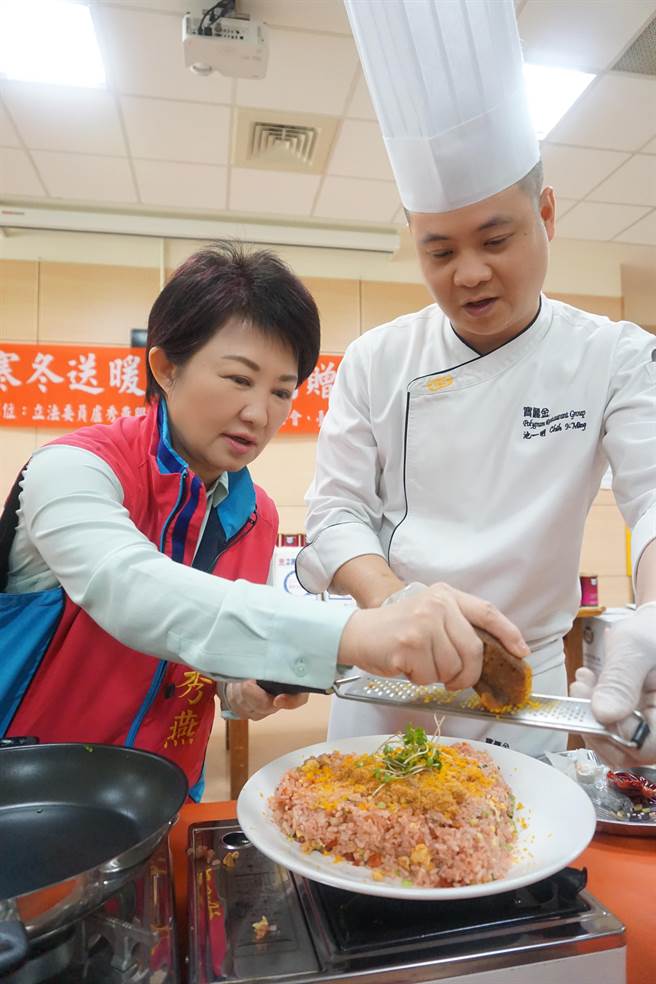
331, 675, 649, 749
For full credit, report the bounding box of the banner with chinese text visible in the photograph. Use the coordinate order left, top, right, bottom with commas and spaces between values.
278, 354, 342, 434
0, 344, 146, 428
0, 344, 342, 433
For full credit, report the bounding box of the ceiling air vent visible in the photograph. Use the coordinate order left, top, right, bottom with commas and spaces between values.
251, 122, 317, 166
233, 108, 339, 174
611, 16, 656, 77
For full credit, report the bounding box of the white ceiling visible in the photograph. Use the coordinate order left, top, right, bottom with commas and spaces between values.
1, 0, 655, 246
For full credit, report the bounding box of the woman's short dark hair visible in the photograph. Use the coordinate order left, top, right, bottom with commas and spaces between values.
145, 242, 320, 403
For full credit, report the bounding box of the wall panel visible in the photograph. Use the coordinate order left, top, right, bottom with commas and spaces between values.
301, 277, 359, 352
0, 260, 39, 341
360, 280, 432, 334
0, 428, 37, 497
548, 293, 623, 322
38, 262, 159, 344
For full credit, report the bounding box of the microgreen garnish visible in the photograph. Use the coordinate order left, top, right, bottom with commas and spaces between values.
371, 724, 442, 797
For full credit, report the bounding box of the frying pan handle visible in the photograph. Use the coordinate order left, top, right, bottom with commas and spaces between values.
0, 907, 29, 974
0, 737, 39, 749
256, 680, 330, 696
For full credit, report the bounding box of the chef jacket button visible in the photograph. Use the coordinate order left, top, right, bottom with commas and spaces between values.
294, 657, 307, 677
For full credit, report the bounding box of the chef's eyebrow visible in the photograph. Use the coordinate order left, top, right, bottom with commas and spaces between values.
478, 214, 514, 232
420, 215, 515, 245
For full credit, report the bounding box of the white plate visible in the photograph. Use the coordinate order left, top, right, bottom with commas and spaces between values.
237, 735, 596, 900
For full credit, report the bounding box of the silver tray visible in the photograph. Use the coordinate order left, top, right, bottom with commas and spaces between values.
595, 812, 656, 837
538, 755, 656, 838
594, 766, 656, 837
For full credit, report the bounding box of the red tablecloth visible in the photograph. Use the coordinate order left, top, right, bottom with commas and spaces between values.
171, 802, 656, 984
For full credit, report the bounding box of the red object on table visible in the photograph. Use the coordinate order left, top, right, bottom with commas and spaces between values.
580, 574, 599, 607
171, 802, 656, 984
608, 771, 656, 803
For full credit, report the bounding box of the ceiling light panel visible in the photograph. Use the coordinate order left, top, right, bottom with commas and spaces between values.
0, 1, 105, 88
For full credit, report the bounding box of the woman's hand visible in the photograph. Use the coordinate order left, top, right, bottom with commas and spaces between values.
338, 581, 528, 690
221, 679, 309, 721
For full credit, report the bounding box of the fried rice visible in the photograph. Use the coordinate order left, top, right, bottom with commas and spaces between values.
270, 738, 517, 887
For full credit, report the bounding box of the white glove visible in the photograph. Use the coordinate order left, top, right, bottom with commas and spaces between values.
570, 603, 656, 767
381, 581, 427, 605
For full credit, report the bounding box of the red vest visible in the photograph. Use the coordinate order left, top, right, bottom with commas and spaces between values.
9, 405, 278, 794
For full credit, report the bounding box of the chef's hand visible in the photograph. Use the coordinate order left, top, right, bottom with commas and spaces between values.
569, 603, 656, 767
339, 581, 529, 689
220, 680, 309, 721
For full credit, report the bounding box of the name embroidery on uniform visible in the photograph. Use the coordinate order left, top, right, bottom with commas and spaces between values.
522, 406, 587, 440
163, 671, 213, 748
425, 375, 454, 392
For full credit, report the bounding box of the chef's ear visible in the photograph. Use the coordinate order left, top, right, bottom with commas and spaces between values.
539, 187, 556, 242
148, 346, 178, 395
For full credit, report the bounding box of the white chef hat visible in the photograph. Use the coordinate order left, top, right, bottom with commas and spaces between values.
344, 0, 540, 214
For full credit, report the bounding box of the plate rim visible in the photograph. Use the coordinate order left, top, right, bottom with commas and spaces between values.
237, 734, 597, 900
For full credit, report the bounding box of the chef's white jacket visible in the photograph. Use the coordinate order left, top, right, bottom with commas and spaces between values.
297, 296, 656, 750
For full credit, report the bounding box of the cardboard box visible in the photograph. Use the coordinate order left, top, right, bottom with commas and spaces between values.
323, 590, 357, 608
581, 607, 633, 675
271, 546, 322, 601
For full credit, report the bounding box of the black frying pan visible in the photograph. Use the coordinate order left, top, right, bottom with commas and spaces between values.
0, 741, 187, 975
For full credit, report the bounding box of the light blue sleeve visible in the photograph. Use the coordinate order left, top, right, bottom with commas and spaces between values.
17, 446, 353, 689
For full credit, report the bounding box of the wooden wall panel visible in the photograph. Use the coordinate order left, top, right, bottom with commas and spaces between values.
598, 576, 633, 608
38, 262, 159, 344
548, 293, 623, 322
276, 505, 312, 534
0, 260, 39, 341
593, 489, 615, 507
621, 263, 656, 328
0, 428, 37, 499
579, 503, 628, 577
360, 280, 432, 334
581, 491, 632, 607
248, 437, 317, 510
301, 277, 359, 352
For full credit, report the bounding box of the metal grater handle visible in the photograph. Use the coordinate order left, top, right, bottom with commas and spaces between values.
332, 676, 649, 750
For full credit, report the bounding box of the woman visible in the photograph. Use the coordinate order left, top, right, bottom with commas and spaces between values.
0, 243, 487, 799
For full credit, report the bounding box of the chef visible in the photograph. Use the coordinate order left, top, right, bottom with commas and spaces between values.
296, 0, 656, 756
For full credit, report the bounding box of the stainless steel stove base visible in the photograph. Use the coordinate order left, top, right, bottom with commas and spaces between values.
2, 838, 179, 984
187, 820, 625, 984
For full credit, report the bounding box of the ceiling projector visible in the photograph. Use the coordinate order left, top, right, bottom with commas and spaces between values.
183, 2, 268, 79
